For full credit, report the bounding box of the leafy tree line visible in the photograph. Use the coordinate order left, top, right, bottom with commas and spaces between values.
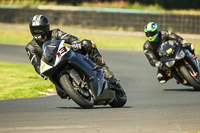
47, 0, 200, 9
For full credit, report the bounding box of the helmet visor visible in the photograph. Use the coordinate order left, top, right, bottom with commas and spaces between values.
30, 26, 45, 36
145, 30, 158, 37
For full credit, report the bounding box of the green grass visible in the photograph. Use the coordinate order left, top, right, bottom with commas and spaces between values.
0, 62, 54, 99
0, 29, 32, 45
0, 23, 200, 52
76, 33, 145, 50
0, 23, 147, 50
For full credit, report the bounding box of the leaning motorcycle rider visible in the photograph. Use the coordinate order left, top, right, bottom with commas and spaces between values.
143, 22, 195, 84
25, 15, 118, 99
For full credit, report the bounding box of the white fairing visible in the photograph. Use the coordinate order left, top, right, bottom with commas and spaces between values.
40, 40, 70, 75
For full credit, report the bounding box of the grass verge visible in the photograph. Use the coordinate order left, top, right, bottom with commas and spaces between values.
0, 62, 54, 99
0, 23, 146, 50
0, 23, 200, 52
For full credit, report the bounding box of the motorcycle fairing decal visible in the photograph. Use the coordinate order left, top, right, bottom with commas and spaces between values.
41, 63, 46, 71
40, 60, 53, 74
54, 40, 70, 65
56, 46, 68, 59
166, 48, 172, 54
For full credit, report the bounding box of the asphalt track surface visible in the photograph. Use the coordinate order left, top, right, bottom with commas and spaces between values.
0, 44, 200, 133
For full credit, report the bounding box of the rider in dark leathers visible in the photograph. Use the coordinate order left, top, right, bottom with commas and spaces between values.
143, 22, 195, 83
25, 15, 117, 99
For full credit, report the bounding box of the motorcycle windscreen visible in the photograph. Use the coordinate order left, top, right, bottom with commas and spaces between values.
42, 40, 60, 65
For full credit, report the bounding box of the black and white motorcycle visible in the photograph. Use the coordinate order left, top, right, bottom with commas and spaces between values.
40, 40, 127, 108
158, 40, 200, 90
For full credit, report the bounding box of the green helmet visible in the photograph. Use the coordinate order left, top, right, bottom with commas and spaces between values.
144, 22, 159, 42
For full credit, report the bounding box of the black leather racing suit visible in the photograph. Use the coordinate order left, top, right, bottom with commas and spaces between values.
25, 28, 108, 98
143, 30, 194, 82
25, 29, 79, 74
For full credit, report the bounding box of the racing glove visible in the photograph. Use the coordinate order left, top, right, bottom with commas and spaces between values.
184, 43, 195, 55
71, 40, 82, 51
189, 43, 195, 56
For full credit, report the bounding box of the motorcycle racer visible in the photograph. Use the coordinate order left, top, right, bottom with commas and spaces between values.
25, 15, 118, 99
143, 22, 195, 84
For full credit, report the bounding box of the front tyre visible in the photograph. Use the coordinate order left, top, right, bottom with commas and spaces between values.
59, 74, 94, 108
109, 84, 127, 107
179, 65, 200, 91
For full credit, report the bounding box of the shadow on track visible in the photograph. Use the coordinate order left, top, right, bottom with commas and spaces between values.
163, 88, 200, 92
57, 106, 132, 110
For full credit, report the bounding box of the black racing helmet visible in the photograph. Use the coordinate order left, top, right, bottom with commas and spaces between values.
29, 15, 50, 42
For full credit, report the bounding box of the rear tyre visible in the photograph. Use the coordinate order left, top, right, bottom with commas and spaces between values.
179, 65, 200, 91
109, 84, 127, 107
59, 74, 94, 108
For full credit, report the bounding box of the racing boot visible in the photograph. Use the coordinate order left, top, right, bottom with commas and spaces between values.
92, 51, 118, 83
99, 62, 119, 86
82, 39, 119, 85
101, 65, 122, 91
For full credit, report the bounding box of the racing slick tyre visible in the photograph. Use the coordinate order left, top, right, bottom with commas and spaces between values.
109, 84, 127, 107
179, 65, 200, 91
59, 74, 94, 108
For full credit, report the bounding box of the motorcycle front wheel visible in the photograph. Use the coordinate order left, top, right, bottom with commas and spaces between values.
179, 65, 200, 91
59, 74, 94, 108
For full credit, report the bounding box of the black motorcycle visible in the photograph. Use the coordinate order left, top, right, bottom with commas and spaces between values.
158, 40, 200, 90
40, 40, 127, 108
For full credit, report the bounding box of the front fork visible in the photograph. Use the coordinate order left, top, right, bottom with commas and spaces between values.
173, 56, 200, 84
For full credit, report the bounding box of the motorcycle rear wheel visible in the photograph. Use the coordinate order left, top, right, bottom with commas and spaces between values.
59, 74, 94, 108
179, 65, 200, 91
109, 84, 127, 107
